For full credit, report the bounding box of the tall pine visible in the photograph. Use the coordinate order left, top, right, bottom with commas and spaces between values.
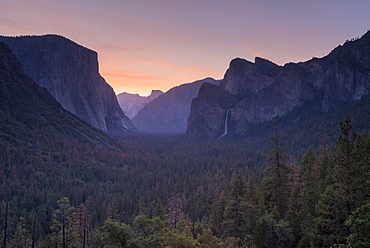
222, 174, 253, 245
296, 147, 320, 247
50, 197, 77, 248
261, 124, 291, 218
314, 116, 369, 247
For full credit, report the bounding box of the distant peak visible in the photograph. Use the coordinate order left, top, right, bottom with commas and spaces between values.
150, 89, 164, 95
228, 58, 254, 72
148, 90, 163, 99
230, 57, 253, 64
254, 57, 279, 66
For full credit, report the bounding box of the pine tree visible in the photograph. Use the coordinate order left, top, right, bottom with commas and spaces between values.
253, 210, 294, 248
346, 203, 370, 248
168, 195, 185, 230
162, 228, 200, 248
246, 180, 260, 233
9, 217, 31, 248
197, 229, 224, 248
75, 203, 89, 248
211, 190, 227, 237
31, 214, 36, 248
153, 197, 167, 223
210, 171, 228, 237
222, 174, 253, 245
102, 219, 133, 247
1, 199, 9, 248
131, 214, 165, 247
296, 147, 320, 247
261, 124, 291, 218
50, 197, 77, 248
318, 134, 332, 192
313, 116, 369, 247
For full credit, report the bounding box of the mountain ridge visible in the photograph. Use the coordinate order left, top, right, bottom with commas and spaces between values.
117, 89, 163, 119
132, 77, 220, 133
187, 30, 370, 139
0, 34, 136, 136
0, 41, 124, 149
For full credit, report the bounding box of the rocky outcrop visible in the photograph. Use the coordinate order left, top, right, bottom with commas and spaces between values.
0, 35, 136, 135
133, 77, 220, 133
117, 90, 163, 119
0, 42, 122, 148
186, 83, 238, 139
220, 57, 282, 95
187, 31, 370, 139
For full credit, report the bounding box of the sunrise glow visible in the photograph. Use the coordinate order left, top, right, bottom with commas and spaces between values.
1, 0, 370, 96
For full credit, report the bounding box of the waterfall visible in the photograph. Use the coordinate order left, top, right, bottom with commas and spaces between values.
218, 109, 230, 140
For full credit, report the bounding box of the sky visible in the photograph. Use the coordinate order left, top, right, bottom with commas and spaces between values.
1, 0, 370, 96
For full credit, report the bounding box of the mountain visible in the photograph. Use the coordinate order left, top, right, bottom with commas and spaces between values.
132, 77, 220, 133
187, 31, 370, 139
0, 35, 136, 135
0, 42, 123, 149
117, 90, 163, 119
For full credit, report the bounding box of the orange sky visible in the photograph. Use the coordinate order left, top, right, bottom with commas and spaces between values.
1, 0, 370, 96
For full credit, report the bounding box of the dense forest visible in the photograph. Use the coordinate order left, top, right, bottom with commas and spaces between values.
1, 115, 370, 247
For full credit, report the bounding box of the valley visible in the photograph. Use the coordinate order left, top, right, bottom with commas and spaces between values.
1, 29, 370, 247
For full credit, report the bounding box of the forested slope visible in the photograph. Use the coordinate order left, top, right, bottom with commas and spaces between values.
1, 40, 370, 247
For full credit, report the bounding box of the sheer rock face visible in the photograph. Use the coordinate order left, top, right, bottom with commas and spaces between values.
0, 35, 136, 135
0, 42, 122, 148
133, 78, 220, 133
117, 90, 163, 119
186, 83, 238, 139
220, 57, 282, 95
187, 31, 370, 139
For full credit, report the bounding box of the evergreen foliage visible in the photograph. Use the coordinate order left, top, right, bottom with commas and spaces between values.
313, 116, 370, 247
261, 124, 291, 218
222, 174, 252, 245
345, 203, 370, 248
1, 115, 370, 247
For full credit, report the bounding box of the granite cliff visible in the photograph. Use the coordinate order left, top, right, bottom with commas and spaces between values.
0, 35, 136, 135
0, 42, 122, 148
187, 31, 370, 139
133, 77, 219, 133
117, 90, 163, 119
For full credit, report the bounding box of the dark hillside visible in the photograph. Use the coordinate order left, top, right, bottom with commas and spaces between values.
0, 42, 123, 150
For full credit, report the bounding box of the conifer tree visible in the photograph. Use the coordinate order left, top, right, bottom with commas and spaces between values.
299, 148, 319, 214
314, 116, 369, 247
168, 195, 185, 230
102, 218, 133, 247
222, 174, 253, 245
131, 214, 165, 248
31, 214, 36, 248
197, 228, 224, 248
50, 197, 77, 248
253, 210, 293, 248
75, 203, 89, 248
296, 147, 320, 247
245, 180, 260, 232
211, 172, 228, 237
211, 190, 227, 237
261, 124, 291, 218
9, 217, 31, 248
346, 203, 370, 248
153, 197, 167, 223
1, 199, 9, 248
